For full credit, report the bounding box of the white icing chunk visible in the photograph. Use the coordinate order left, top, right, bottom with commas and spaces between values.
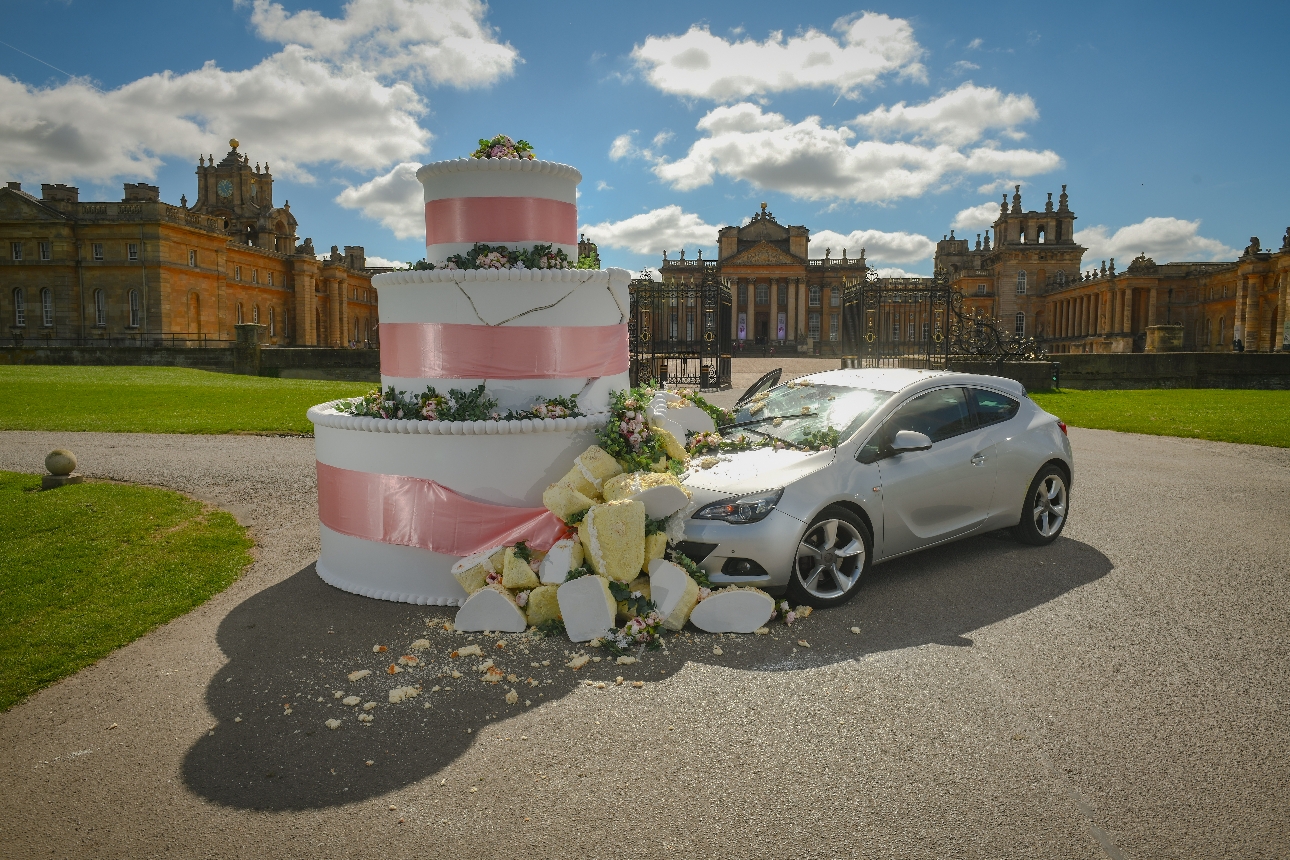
556, 576, 617, 642
625, 483, 691, 519
647, 559, 700, 632
539, 537, 582, 585
454, 587, 527, 633
688, 588, 776, 634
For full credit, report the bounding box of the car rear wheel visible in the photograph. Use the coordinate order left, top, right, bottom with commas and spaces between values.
786, 505, 872, 608
1013, 466, 1069, 545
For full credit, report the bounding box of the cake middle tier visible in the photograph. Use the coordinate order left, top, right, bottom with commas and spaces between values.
372, 267, 631, 413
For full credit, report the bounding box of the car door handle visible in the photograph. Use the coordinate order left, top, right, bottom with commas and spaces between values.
970, 453, 987, 466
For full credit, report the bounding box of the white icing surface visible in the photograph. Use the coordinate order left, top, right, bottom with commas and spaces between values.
416, 157, 581, 192
454, 588, 528, 633
623, 484, 691, 519
318, 524, 465, 605
688, 589, 776, 634
556, 576, 616, 642
313, 420, 601, 507
539, 538, 578, 585
379, 373, 629, 415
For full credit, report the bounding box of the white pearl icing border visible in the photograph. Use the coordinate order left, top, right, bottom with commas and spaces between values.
415, 157, 581, 183
372, 268, 610, 287
307, 401, 609, 436
316, 560, 463, 607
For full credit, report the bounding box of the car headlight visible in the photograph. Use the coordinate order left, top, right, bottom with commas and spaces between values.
693, 489, 784, 524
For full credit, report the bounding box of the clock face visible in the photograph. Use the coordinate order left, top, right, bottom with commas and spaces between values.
217, 179, 233, 199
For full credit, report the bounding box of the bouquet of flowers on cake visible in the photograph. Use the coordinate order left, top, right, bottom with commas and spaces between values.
447, 386, 810, 642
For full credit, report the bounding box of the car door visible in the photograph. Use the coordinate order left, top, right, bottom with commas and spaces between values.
967, 387, 1027, 527
869, 386, 998, 557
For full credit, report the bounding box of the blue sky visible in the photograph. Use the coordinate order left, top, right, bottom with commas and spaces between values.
2, 0, 1287, 274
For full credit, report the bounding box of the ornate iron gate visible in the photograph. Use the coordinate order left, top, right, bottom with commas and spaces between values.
841, 270, 1046, 368
628, 268, 732, 390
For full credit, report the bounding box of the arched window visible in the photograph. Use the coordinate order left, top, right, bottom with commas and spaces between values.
1015, 312, 1026, 337
12, 288, 25, 326
1218, 317, 1225, 345
252, 304, 259, 324
1016, 270, 1027, 294
1056, 270, 1066, 286
94, 289, 106, 326
808, 285, 821, 307
1036, 224, 1046, 244
236, 302, 244, 324
268, 306, 275, 336
41, 288, 53, 326
128, 289, 140, 327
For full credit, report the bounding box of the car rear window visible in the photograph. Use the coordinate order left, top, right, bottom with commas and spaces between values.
970, 388, 1020, 426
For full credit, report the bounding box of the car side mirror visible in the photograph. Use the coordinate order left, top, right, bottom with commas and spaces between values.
891, 430, 932, 453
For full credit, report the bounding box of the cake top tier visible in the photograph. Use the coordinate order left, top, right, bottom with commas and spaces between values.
416, 158, 582, 185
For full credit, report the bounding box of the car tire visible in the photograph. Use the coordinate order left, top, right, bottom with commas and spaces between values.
1012, 465, 1070, 546
786, 505, 872, 608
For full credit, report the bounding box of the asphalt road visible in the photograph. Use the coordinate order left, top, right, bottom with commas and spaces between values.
1, 427, 1286, 859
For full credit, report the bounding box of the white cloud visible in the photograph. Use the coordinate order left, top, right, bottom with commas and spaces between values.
335, 161, 423, 239
609, 132, 640, 161
595, 180, 612, 191
872, 265, 929, 278
950, 60, 980, 74
810, 228, 935, 264
363, 254, 406, 268
0, 48, 429, 184
0, 0, 516, 203
1076, 217, 1237, 264
966, 38, 984, 50
976, 178, 1015, 194
245, 0, 518, 86
952, 202, 1001, 231
854, 84, 1037, 147
581, 205, 718, 255
632, 12, 924, 102
652, 102, 1061, 202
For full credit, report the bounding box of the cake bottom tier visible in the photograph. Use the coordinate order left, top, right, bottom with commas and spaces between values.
318, 524, 464, 605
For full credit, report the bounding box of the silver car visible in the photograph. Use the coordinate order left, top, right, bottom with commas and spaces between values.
680, 368, 1074, 607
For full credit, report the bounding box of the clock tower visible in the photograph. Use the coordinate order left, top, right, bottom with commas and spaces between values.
191, 139, 297, 253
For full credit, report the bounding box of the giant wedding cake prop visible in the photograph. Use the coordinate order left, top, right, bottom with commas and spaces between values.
309, 136, 629, 605
310, 136, 808, 645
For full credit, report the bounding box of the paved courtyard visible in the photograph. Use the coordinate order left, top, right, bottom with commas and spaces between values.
1, 425, 1286, 859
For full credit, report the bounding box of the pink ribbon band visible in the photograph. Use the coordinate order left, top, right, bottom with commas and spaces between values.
317, 462, 568, 558
425, 197, 577, 246
379, 322, 628, 380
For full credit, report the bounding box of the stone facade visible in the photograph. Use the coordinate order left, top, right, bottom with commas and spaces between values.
658, 203, 864, 348
1, 141, 380, 349
935, 185, 1290, 353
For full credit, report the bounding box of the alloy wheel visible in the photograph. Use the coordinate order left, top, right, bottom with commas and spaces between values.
794, 518, 865, 600
1032, 474, 1068, 538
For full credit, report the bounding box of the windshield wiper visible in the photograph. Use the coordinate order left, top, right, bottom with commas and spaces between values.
720, 411, 816, 431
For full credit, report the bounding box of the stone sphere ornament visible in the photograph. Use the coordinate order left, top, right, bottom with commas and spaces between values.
45, 449, 76, 476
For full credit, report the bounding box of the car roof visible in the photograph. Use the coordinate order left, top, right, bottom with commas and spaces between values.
800, 367, 1028, 398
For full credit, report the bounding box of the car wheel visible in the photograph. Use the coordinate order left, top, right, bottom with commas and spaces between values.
1013, 466, 1070, 545
786, 505, 872, 608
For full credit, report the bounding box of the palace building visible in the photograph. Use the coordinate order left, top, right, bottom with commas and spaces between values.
2, 140, 384, 349
660, 188, 1289, 353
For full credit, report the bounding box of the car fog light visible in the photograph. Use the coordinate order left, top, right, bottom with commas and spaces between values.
694, 489, 784, 524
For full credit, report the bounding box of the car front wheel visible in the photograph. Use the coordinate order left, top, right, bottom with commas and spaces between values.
1013, 466, 1070, 545
786, 505, 872, 608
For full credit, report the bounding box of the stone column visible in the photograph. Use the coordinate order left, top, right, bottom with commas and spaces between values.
1278, 273, 1289, 350
787, 280, 797, 341
1244, 275, 1261, 351
1147, 288, 1158, 326
769, 280, 779, 341
328, 278, 341, 347
799, 280, 808, 339
729, 278, 739, 343
1122, 287, 1134, 333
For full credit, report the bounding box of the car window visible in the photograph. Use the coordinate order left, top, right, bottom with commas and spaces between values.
970, 388, 1020, 427
856, 387, 975, 463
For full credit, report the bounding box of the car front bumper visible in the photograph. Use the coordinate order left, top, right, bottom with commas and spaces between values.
678, 508, 806, 592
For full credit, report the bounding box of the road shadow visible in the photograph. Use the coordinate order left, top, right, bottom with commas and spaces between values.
183, 530, 1112, 810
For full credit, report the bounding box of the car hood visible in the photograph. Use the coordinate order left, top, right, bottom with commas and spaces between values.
682, 447, 836, 496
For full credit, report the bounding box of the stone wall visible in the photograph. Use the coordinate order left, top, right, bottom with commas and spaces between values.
945, 360, 1059, 392
1053, 352, 1290, 389
0, 344, 380, 382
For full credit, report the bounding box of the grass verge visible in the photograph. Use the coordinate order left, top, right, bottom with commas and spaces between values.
0, 471, 254, 711
1030, 389, 1290, 448
0, 366, 373, 434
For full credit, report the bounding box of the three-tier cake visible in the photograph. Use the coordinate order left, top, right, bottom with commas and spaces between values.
309, 153, 631, 604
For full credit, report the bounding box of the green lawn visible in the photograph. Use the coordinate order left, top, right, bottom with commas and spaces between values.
0, 366, 372, 434
1030, 389, 1290, 448
0, 471, 253, 711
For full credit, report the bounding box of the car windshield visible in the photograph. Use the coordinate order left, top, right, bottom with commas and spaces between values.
725, 381, 893, 447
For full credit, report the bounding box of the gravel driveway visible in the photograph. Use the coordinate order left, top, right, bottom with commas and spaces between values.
1, 428, 1286, 859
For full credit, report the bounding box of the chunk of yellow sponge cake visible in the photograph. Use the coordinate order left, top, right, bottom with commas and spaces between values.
643, 532, 668, 572
542, 481, 596, 523
648, 558, 700, 631
603, 470, 691, 518
451, 545, 506, 595
577, 499, 645, 582
652, 427, 689, 462
575, 445, 624, 493
525, 584, 562, 627
502, 546, 541, 590
616, 575, 652, 621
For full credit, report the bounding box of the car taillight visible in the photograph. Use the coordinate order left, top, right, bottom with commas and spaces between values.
1057, 420, 1068, 435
